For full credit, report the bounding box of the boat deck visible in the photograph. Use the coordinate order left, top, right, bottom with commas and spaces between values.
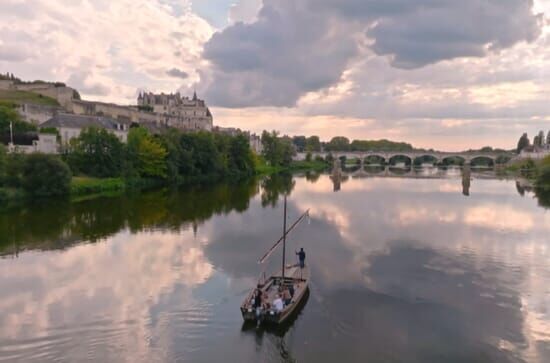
242, 264, 309, 321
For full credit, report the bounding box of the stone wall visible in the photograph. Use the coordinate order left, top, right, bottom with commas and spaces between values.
18, 103, 62, 125
0, 80, 14, 90
14, 84, 76, 109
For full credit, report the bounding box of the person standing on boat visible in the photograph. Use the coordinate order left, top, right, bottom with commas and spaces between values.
296, 248, 306, 268
254, 288, 263, 319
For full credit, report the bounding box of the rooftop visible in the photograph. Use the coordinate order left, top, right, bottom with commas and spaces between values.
41, 113, 130, 130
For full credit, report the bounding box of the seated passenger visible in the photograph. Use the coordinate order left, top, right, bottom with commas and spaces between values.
282, 287, 292, 305
273, 294, 284, 312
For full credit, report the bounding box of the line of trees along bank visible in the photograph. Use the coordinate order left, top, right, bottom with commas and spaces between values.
290, 135, 414, 152
0, 127, 256, 200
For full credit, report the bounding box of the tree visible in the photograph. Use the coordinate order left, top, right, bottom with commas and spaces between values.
157, 128, 184, 182
537, 130, 545, 147
292, 136, 306, 152
21, 153, 71, 197
66, 127, 125, 177
546, 130, 550, 146
127, 127, 167, 178
0, 105, 36, 136
0, 144, 6, 186
261, 130, 281, 166
326, 136, 350, 151
517, 133, 530, 153
261, 130, 294, 167
534, 135, 541, 148
228, 134, 255, 177
305, 136, 321, 152
533, 131, 545, 148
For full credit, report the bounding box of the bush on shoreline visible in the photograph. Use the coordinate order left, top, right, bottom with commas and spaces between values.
21, 153, 72, 197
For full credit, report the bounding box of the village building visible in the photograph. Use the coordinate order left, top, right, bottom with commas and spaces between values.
41, 113, 131, 146
6, 133, 58, 154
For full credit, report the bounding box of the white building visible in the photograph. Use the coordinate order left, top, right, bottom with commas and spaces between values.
7, 134, 58, 154
249, 133, 263, 155
41, 113, 131, 145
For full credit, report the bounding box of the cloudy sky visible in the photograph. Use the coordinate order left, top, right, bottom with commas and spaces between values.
1, 0, 549, 150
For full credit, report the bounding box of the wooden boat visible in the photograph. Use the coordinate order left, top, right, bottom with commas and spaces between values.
240, 196, 310, 325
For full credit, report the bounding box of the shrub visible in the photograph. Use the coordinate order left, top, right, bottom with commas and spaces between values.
21, 153, 72, 197
0, 144, 5, 186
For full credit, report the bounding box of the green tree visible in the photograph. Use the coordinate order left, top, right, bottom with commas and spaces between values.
292, 136, 306, 152
326, 136, 350, 151
0, 105, 36, 136
228, 133, 255, 177
0, 144, 6, 185
305, 136, 321, 152
67, 127, 125, 177
517, 133, 530, 153
127, 127, 168, 178
261, 130, 281, 166
21, 153, 71, 197
261, 130, 294, 167
546, 130, 550, 146
158, 129, 184, 183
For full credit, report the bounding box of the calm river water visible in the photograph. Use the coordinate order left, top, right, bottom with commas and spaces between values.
0, 169, 549, 363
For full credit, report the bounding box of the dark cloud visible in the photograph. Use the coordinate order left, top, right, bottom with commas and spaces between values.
366, 0, 543, 69
166, 67, 189, 79
202, 0, 358, 107
202, 0, 542, 107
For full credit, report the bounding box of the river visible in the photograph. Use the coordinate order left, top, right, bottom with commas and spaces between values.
0, 169, 549, 362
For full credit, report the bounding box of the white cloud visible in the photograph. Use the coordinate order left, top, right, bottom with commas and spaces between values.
0, 0, 213, 104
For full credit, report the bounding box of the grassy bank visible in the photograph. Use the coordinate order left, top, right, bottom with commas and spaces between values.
288, 160, 328, 172
0, 90, 60, 106
70, 177, 126, 195
255, 157, 329, 175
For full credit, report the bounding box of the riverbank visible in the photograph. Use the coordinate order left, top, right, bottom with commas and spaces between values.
505, 156, 550, 206
254, 160, 328, 176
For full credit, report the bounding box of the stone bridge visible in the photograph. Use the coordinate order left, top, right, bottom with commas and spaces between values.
295, 151, 512, 165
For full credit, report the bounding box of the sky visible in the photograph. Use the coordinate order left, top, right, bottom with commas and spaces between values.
0, 0, 549, 151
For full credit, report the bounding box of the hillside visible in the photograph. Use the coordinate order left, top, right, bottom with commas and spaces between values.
0, 89, 60, 107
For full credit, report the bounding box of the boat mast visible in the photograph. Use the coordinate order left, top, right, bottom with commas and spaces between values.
282, 195, 287, 280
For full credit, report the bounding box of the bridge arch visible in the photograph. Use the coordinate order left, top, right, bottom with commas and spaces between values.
470, 155, 495, 166
440, 155, 467, 166
413, 154, 439, 166
364, 154, 386, 165
388, 154, 413, 166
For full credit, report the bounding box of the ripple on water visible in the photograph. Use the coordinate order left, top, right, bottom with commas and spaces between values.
0, 318, 138, 363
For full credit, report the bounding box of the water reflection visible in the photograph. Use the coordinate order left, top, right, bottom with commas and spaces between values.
0, 172, 549, 362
